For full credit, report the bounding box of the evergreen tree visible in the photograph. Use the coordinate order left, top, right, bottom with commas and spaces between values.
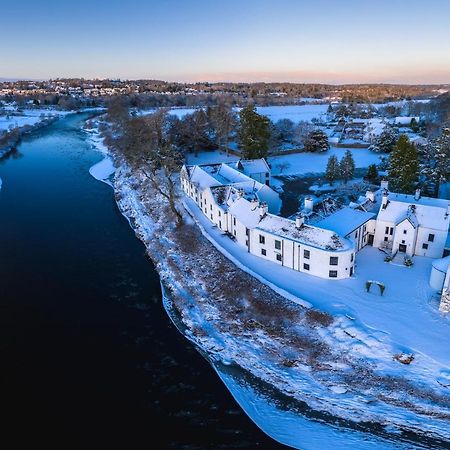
389, 135, 419, 194
238, 104, 271, 159
303, 129, 329, 152
327, 103, 333, 114
421, 128, 450, 195
369, 126, 399, 153
340, 150, 355, 183
410, 117, 419, 133
366, 164, 379, 183
325, 155, 340, 185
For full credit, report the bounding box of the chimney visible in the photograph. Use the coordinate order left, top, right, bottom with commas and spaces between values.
414, 188, 421, 201
381, 190, 389, 208
250, 198, 258, 210
295, 214, 304, 229
365, 190, 375, 202
304, 196, 314, 212
238, 188, 244, 198
259, 202, 268, 218
380, 179, 389, 191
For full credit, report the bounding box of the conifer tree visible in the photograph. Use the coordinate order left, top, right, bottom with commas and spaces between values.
325, 155, 340, 185
366, 164, 379, 183
238, 104, 271, 159
340, 150, 355, 183
389, 135, 419, 194
303, 129, 329, 152
369, 126, 399, 153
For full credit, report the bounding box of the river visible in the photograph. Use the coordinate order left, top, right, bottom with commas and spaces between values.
0, 113, 284, 448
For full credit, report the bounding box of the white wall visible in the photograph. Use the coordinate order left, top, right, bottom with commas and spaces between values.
415, 227, 447, 258
392, 219, 417, 257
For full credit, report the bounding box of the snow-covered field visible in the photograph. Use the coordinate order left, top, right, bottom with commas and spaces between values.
0, 108, 70, 133
186, 148, 384, 177
255, 104, 329, 123
139, 104, 329, 123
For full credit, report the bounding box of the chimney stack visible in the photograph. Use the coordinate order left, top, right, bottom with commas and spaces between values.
414, 188, 421, 201
259, 202, 268, 218
304, 196, 314, 212
295, 214, 304, 229
365, 190, 375, 202
380, 179, 389, 191
381, 189, 389, 208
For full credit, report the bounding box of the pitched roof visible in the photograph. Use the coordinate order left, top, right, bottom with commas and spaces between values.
377, 193, 450, 231
316, 207, 375, 237
236, 158, 270, 174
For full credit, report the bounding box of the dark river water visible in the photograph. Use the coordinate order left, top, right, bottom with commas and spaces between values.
0, 113, 284, 449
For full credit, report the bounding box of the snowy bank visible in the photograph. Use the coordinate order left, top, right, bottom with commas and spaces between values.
110, 162, 450, 448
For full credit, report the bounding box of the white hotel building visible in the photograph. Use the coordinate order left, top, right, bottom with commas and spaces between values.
181, 159, 356, 280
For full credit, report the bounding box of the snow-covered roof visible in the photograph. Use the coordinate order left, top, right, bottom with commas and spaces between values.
258, 214, 352, 251
223, 192, 351, 251
316, 207, 375, 237
432, 255, 450, 273
378, 193, 450, 231
236, 158, 270, 175
394, 116, 419, 125
187, 161, 281, 214
188, 165, 221, 190
228, 197, 261, 228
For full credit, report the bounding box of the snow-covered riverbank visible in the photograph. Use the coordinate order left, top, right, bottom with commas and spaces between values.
109, 162, 450, 449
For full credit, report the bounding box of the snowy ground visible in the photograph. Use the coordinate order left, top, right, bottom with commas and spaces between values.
84, 127, 116, 185
187, 199, 450, 366
108, 158, 450, 447
138, 104, 330, 123
186, 148, 385, 179
0, 108, 71, 132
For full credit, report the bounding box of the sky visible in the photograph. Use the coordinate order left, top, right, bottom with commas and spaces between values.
1, 0, 450, 84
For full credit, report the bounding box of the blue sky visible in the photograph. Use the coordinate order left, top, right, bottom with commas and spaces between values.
1, 0, 450, 83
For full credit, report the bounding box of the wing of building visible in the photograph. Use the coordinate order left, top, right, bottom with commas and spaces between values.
181, 159, 355, 280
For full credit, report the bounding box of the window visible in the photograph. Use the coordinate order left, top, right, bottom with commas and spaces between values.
261, 249, 266, 256
303, 263, 310, 271
210, 214, 213, 220
403, 229, 407, 234
246, 228, 249, 236
259, 235, 265, 244
210, 205, 212, 210
276, 254, 282, 262
330, 256, 339, 266
422, 243, 428, 249
384, 236, 388, 242
428, 233, 435, 242
204, 208, 207, 214
385, 226, 389, 234
265, 173, 269, 178
304, 249, 310, 259
355, 230, 358, 238
401, 240, 405, 244
219, 221, 222, 229
389, 227, 394, 236
351, 253, 354, 262
233, 217, 236, 226
329, 270, 338, 278
233, 230, 236, 236
218, 211, 221, 217
275, 240, 281, 250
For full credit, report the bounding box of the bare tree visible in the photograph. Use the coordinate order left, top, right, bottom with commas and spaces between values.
121, 110, 184, 226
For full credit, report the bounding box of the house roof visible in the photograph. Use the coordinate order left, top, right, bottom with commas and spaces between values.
316, 207, 375, 237
257, 214, 352, 251
236, 158, 270, 174
378, 193, 450, 231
